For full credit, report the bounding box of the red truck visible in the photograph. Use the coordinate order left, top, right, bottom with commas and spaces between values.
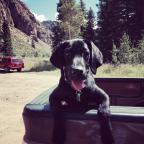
0, 56, 24, 72
23, 78, 144, 144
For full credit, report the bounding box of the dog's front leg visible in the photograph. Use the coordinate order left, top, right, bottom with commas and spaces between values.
50, 92, 66, 144
95, 86, 114, 144
52, 110, 66, 144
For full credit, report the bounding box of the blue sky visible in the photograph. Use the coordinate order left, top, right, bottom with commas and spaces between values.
21, 0, 99, 22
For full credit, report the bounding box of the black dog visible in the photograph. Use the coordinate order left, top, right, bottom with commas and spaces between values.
49, 39, 114, 144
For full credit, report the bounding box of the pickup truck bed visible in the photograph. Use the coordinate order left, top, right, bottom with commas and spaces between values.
23, 78, 144, 144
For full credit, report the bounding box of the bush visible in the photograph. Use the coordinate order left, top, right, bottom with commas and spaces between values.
23, 57, 56, 72
29, 60, 56, 72
137, 38, 144, 64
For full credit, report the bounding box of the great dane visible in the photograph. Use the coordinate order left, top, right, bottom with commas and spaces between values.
49, 39, 114, 144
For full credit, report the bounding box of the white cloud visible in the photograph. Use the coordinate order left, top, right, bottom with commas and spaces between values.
33, 13, 47, 22
94, 25, 98, 30
55, 12, 58, 20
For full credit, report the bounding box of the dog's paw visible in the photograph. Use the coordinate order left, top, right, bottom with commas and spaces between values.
98, 104, 110, 116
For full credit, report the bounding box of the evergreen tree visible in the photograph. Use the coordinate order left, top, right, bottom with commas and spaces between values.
137, 38, 144, 64
96, 0, 139, 62
117, 33, 132, 64
79, 0, 87, 18
0, 32, 3, 53
51, 22, 65, 51
57, 0, 85, 40
96, 0, 113, 62
79, 0, 87, 36
2, 20, 13, 56
111, 42, 118, 64
82, 7, 95, 42
134, 0, 144, 43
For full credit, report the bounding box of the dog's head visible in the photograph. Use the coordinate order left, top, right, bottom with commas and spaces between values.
50, 39, 103, 91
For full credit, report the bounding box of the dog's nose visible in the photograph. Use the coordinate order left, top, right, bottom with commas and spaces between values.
72, 68, 84, 77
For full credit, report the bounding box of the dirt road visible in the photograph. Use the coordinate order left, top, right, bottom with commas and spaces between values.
0, 71, 59, 144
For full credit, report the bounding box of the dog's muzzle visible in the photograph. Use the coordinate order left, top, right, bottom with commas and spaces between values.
70, 67, 87, 91
71, 67, 86, 80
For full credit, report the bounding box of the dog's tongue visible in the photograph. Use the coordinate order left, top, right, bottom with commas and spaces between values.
71, 80, 85, 91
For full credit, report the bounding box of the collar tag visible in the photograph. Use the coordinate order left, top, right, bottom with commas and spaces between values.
76, 91, 81, 102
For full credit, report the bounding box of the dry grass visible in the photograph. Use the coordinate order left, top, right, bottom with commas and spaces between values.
23, 58, 144, 77
96, 64, 144, 77
11, 28, 51, 57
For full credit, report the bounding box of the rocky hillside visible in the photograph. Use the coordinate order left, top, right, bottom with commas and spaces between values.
0, 0, 52, 44
42, 20, 57, 31
11, 27, 51, 57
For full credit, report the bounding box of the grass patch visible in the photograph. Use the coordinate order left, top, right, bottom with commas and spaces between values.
97, 64, 144, 77
23, 57, 144, 77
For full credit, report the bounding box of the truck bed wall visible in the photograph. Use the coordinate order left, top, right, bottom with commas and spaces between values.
23, 78, 144, 144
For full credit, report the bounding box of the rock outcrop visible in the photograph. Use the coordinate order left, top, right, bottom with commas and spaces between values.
0, 0, 52, 44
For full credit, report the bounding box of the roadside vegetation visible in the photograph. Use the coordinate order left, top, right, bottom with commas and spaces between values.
97, 64, 144, 77
23, 58, 144, 77
23, 57, 55, 72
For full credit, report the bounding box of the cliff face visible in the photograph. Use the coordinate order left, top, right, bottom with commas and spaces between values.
0, 0, 51, 44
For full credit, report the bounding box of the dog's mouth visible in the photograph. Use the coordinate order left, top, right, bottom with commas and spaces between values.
71, 79, 86, 91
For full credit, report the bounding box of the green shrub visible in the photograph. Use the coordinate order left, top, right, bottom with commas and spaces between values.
23, 57, 56, 72
29, 60, 56, 72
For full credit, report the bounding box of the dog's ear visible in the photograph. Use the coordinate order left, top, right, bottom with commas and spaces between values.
85, 40, 103, 74
50, 42, 68, 69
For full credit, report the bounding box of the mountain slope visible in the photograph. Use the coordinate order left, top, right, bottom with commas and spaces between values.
0, 0, 52, 44
0, 0, 52, 57
11, 27, 51, 57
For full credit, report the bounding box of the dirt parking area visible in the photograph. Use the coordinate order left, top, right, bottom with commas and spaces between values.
0, 71, 59, 144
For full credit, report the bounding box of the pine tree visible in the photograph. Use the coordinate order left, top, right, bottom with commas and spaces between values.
82, 7, 95, 42
0, 32, 3, 53
79, 0, 87, 18
96, 0, 136, 62
111, 42, 118, 64
96, 0, 144, 62
96, 0, 113, 62
2, 20, 13, 56
57, 0, 85, 40
118, 33, 132, 64
51, 22, 65, 50
133, 0, 144, 43
137, 38, 144, 64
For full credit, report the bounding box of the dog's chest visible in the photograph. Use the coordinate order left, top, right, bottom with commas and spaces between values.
60, 90, 85, 106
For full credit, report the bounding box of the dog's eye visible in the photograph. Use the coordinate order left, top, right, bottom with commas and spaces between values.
83, 51, 90, 62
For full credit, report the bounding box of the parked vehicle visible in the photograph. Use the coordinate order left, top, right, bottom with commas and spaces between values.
0, 56, 24, 72
23, 78, 144, 144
